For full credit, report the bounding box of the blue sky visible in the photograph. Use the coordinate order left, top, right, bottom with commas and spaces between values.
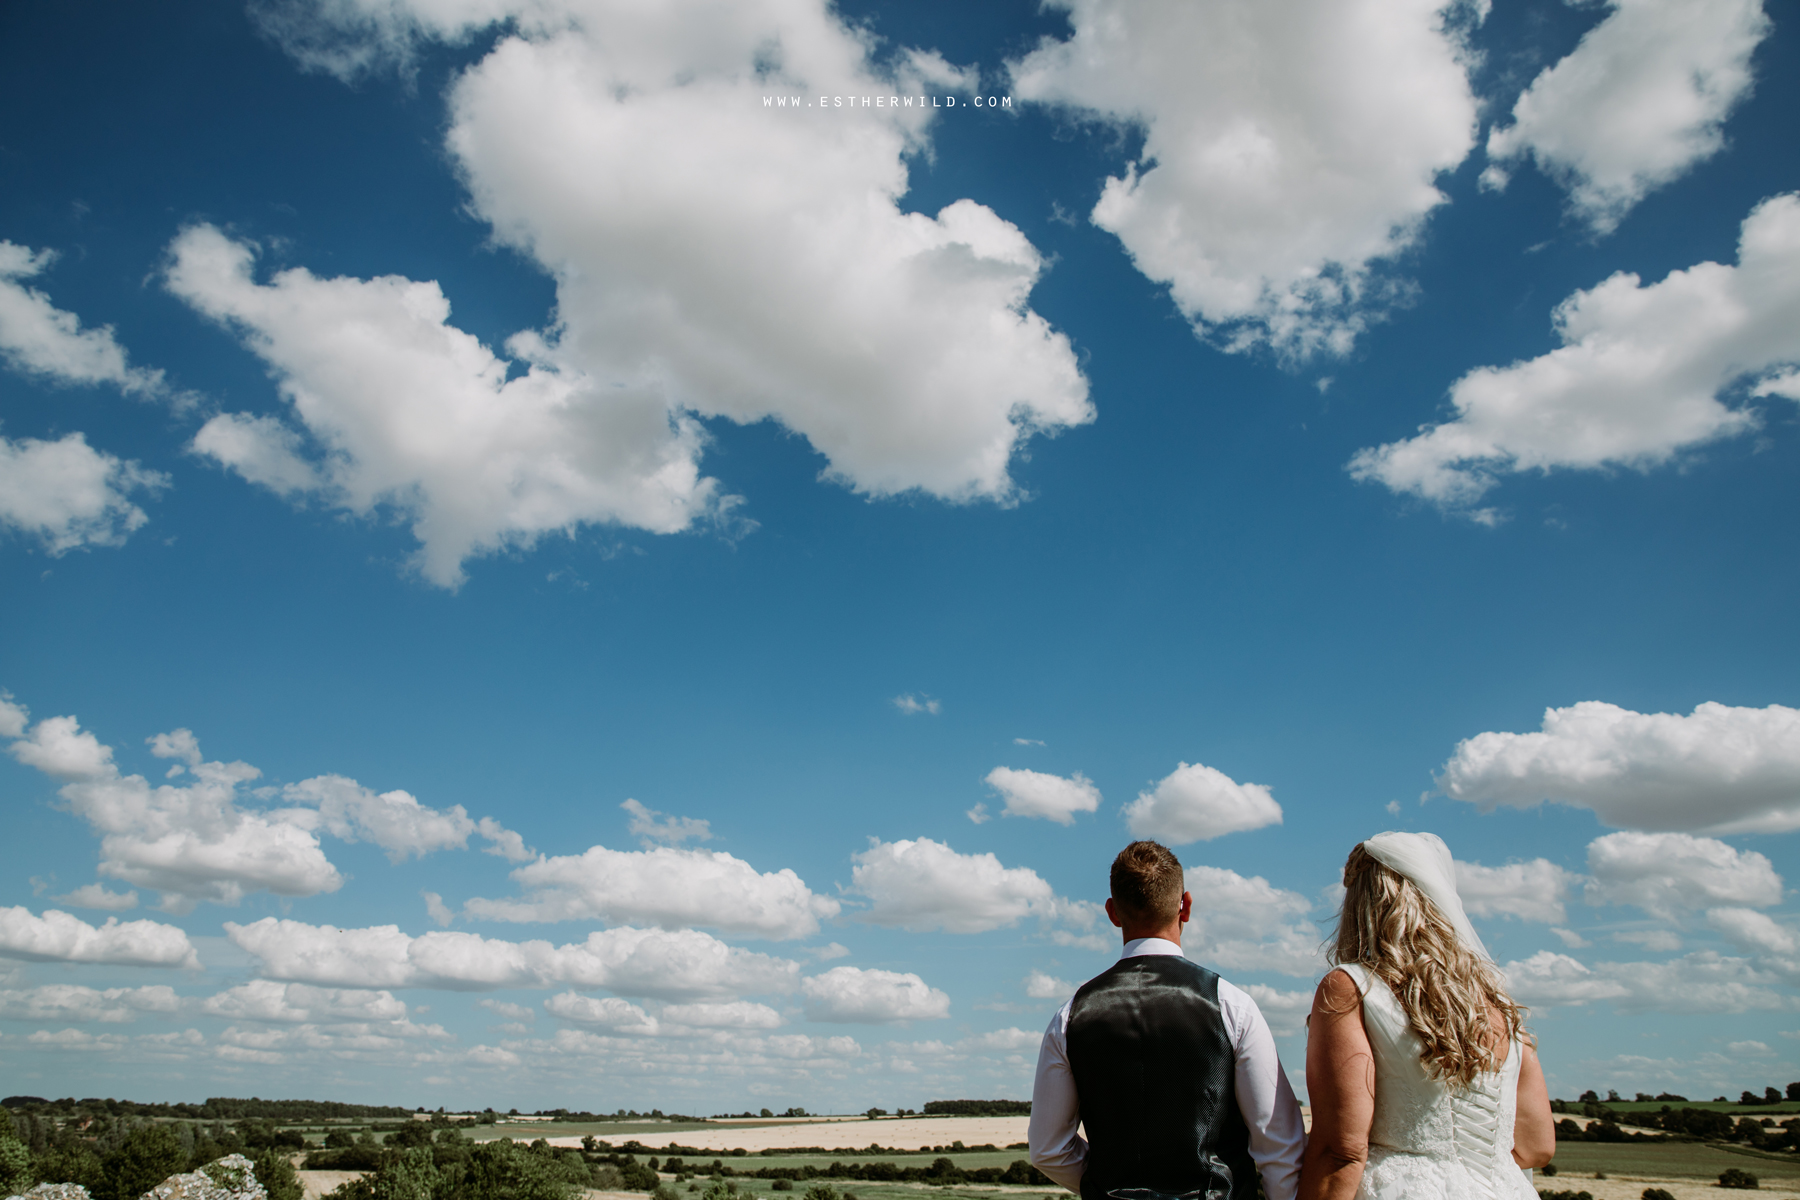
1, 0, 1797, 1112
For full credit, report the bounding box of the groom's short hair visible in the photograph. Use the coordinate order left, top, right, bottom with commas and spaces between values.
1110, 840, 1183, 923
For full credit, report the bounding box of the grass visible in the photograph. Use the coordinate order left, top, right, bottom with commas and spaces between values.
1546, 1142, 1800, 1182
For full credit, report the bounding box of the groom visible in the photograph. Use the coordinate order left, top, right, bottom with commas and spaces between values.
1028, 841, 1306, 1200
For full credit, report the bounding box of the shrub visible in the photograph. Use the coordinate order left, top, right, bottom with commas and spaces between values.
1643, 1189, 1676, 1200
651, 1186, 682, 1200
250, 1148, 304, 1200
100, 1124, 187, 1200
1718, 1168, 1759, 1189
0, 1123, 33, 1196
1534, 1190, 1592, 1200
801, 1186, 839, 1200
772, 1180, 793, 1192
1541, 1164, 1557, 1177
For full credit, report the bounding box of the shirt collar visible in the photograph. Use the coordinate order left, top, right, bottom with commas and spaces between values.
1120, 936, 1186, 959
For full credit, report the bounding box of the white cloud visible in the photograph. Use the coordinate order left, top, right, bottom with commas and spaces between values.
1455, 858, 1576, 924
201, 980, 407, 1023
0, 907, 199, 968
851, 837, 1075, 934
463, 842, 837, 939
1551, 927, 1591, 948
812, 943, 849, 961
984, 767, 1100, 825
1123, 762, 1282, 844
544, 992, 659, 1034
282, 774, 477, 861
801, 966, 951, 1024
0, 984, 180, 1023
1241, 983, 1314, 1038
0, 433, 167, 554
1024, 969, 1073, 1000
196, 0, 1094, 586
1436, 700, 1800, 833
1613, 929, 1682, 951
1350, 197, 1800, 515
1485, 0, 1770, 232
1183, 865, 1324, 977
476, 998, 533, 1021
167, 224, 723, 590
1728, 1040, 1772, 1056
422, 891, 454, 927
225, 918, 800, 1000
0, 241, 164, 394
1707, 906, 1799, 956
965, 802, 990, 825
660, 1000, 784, 1032
1504, 948, 1795, 1013
26, 1028, 130, 1053
621, 798, 710, 846
54, 884, 139, 911
1585, 831, 1781, 919
1009, 0, 1482, 356
4, 709, 341, 910
476, 816, 535, 862
892, 694, 942, 716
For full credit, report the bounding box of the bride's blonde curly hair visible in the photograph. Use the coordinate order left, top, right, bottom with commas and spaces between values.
1330, 844, 1530, 1088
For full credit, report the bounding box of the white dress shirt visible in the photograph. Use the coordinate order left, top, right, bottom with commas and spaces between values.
1028, 938, 1306, 1200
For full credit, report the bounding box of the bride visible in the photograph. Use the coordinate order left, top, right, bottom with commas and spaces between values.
1298, 832, 1555, 1200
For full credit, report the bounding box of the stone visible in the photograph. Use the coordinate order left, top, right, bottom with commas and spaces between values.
7, 1184, 93, 1200
137, 1155, 267, 1200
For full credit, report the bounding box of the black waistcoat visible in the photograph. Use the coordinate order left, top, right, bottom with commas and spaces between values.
1066, 954, 1255, 1200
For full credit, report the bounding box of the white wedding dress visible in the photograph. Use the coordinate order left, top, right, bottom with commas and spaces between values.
1338, 964, 1538, 1200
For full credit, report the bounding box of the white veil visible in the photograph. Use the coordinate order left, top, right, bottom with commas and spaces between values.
1360, 830, 1492, 964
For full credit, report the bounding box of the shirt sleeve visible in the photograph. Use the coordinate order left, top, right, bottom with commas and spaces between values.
1218, 980, 1307, 1200
1028, 1000, 1087, 1192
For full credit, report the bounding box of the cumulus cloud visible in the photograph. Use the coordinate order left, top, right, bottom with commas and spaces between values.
801, 966, 951, 1024
0, 907, 199, 968
476, 998, 533, 1021
1484, 0, 1770, 232
660, 1000, 784, 1032
0, 241, 165, 394
851, 837, 1081, 934
55, 884, 139, 911
1436, 701, 1800, 832
192, 0, 1092, 586
202, 980, 408, 1023
0, 433, 168, 555
0, 984, 180, 1023
1708, 907, 1799, 956
621, 798, 710, 846
1183, 866, 1324, 977
1504, 948, 1795, 1013
1584, 831, 1781, 920
1009, 0, 1482, 356
983, 767, 1100, 825
167, 224, 721, 590
1123, 762, 1282, 844
282, 774, 479, 861
1350, 197, 1800, 516
4, 707, 341, 910
464, 843, 837, 939
1024, 969, 1074, 1000
1455, 858, 1577, 925
476, 816, 535, 862
226, 918, 800, 1000
544, 992, 659, 1034
1241, 983, 1314, 1038
892, 694, 941, 716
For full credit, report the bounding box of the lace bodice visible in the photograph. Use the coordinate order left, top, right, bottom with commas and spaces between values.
1338, 964, 1536, 1200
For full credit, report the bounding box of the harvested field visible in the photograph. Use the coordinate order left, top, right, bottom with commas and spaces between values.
512, 1116, 1034, 1154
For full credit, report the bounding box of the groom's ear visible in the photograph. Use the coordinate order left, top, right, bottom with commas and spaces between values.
1105, 897, 1123, 928
1178, 891, 1192, 925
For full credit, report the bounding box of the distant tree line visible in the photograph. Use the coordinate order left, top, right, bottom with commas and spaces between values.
2, 1097, 413, 1121
921, 1100, 1030, 1117
1565, 1084, 1800, 1107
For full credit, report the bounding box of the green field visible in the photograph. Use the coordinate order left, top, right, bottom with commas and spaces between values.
1545, 1141, 1800, 1182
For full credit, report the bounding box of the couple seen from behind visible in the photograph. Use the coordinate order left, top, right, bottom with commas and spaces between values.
1028, 835, 1554, 1200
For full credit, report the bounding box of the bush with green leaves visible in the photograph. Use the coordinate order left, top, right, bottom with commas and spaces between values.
99, 1124, 187, 1200
801, 1186, 838, 1200
0, 1123, 34, 1196
1642, 1189, 1675, 1200
771, 1180, 793, 1193
1718, 1168, 1759, 1189
250, 1148, 304, 1200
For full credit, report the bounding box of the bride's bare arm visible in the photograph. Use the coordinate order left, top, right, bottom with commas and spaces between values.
1298, 968, 1375, 1200
1511, 1040, 1555, 1168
